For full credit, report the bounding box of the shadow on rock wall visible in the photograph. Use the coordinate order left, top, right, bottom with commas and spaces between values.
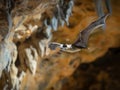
62, 47, 120, 90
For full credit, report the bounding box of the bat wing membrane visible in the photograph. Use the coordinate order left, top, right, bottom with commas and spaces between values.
72, 14, 109, 48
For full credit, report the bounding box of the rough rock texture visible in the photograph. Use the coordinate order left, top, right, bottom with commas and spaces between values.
62, 47, 120, 90
61, 1, 120, 90
0, 0, 120, 90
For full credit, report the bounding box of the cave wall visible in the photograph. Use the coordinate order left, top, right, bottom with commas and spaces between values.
0, 0, 120, 90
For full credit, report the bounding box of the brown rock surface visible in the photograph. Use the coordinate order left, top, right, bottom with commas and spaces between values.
61, 0, 120, 90
0, 0, 120, 90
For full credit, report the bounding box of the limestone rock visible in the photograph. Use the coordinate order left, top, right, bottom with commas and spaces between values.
0, 0, 119, 90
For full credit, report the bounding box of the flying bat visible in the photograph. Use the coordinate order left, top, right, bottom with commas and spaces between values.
49, 13, 110, 53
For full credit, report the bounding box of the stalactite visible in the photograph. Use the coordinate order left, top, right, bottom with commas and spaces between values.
25, 46, 38, 75
0, 0, 113, 90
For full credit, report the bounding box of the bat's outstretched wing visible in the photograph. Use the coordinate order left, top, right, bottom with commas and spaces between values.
72, 13, 110, 49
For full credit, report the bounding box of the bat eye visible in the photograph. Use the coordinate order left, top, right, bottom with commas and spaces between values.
63, 44, 67, 48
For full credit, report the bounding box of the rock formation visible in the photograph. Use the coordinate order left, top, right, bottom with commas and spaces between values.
0, 0, 119, 90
